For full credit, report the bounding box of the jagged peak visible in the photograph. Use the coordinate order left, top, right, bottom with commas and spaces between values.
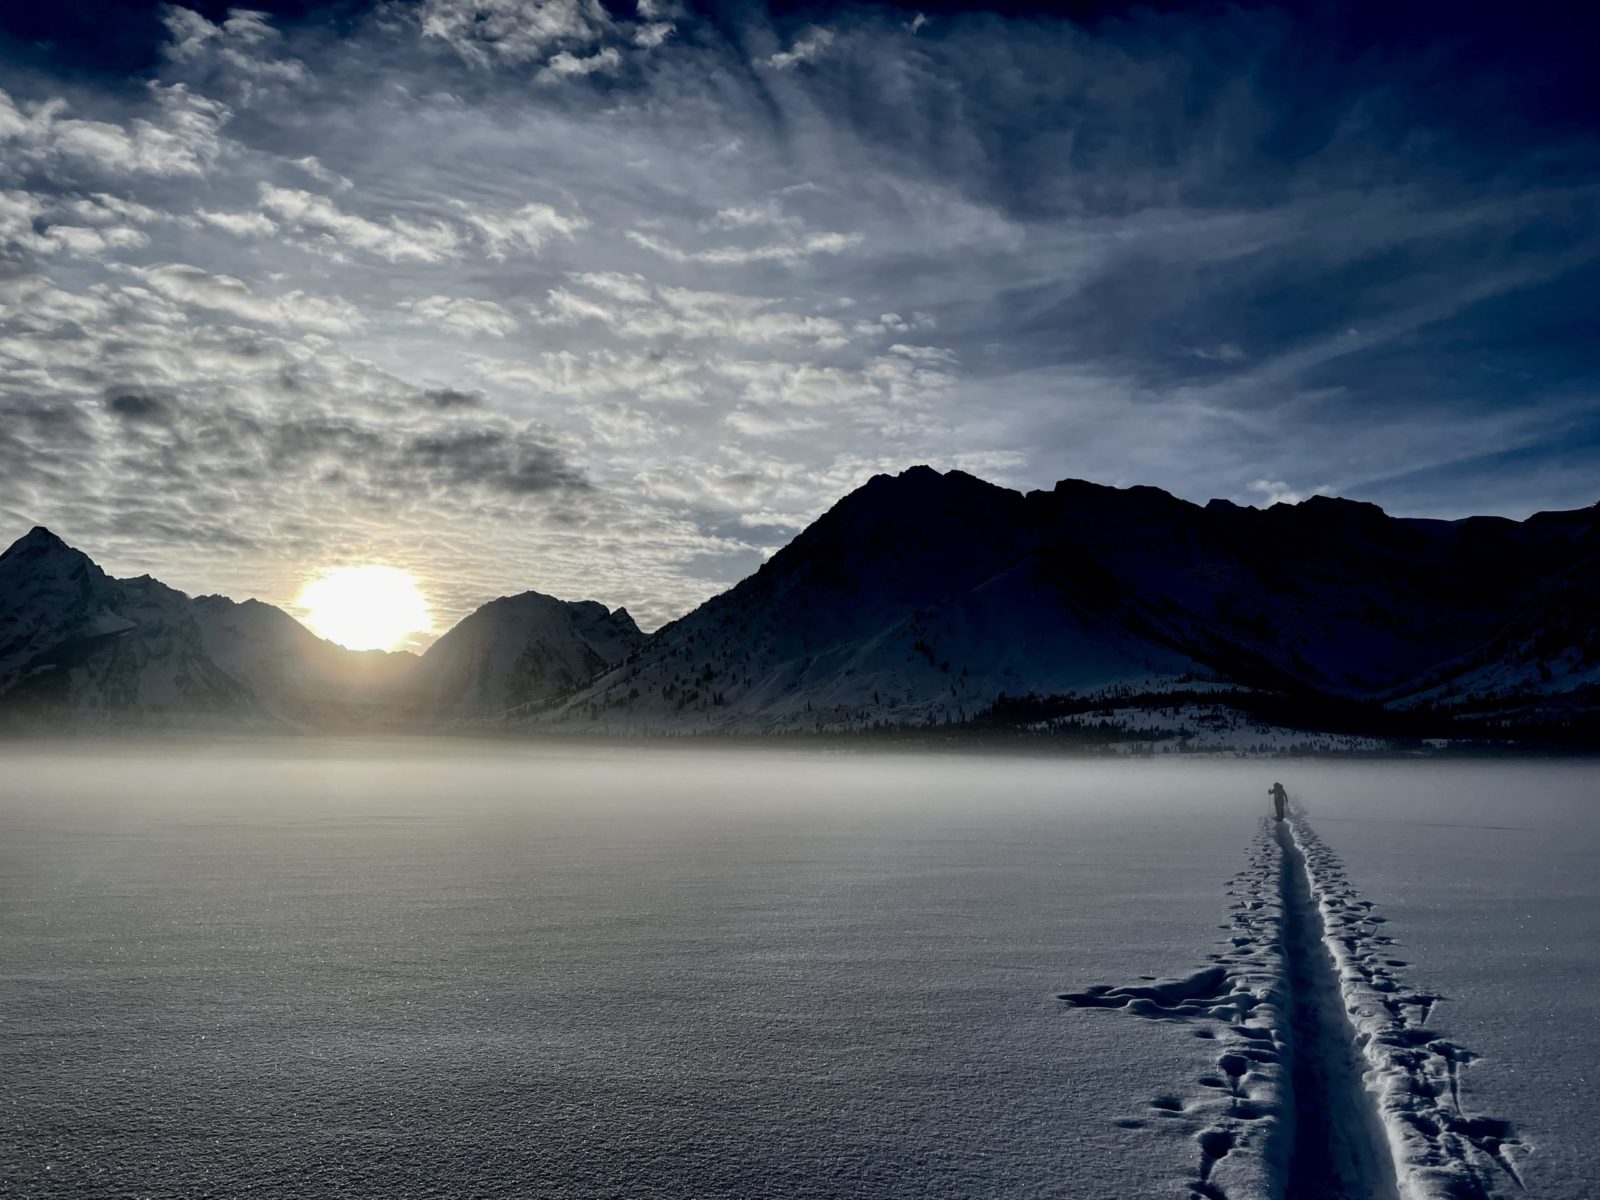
817, 465, 1023, 530
449, 589, 636, 634
474, 588, 572, 615
1047, 477, 1184, 504
1, 525, 74, 562
1291, 494, 1389, 520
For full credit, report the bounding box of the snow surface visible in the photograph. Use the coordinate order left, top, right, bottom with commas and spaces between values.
0, 748, 1593, 1198
1281, 762, 1600, 1198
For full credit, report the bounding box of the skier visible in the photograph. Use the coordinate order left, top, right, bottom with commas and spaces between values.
1269, 781, 1288, 822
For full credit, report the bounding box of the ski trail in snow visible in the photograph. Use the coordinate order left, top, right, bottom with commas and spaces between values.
1275, 820, 1399, 1200
1287, 814, 1529, 1200
1058, 814, 1528, 1200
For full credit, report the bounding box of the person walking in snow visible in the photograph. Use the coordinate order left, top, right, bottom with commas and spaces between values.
1269, 781, 1288, 822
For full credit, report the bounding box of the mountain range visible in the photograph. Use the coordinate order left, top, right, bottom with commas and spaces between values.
3, 467, 1596, 747
0, 525, 639, 731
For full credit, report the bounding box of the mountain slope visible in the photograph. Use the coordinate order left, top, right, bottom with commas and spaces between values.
0, 528, 258, 724
1384, 541, 1600, 720
531, 469, 1208, 733
405, 590, 643, 720
190, 595, 416, 728
531, 468, 1599, 735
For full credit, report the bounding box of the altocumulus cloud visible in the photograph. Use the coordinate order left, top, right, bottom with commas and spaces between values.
1, 0, 1598, 635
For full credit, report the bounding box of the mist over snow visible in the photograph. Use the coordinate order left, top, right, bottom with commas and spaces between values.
2, 1, 1599, 637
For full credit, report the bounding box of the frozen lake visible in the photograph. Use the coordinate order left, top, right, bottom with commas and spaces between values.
1, 744, 1595, 1198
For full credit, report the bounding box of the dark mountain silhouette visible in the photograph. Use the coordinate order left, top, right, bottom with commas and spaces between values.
3, 467, 1596, 745
529, 467, 1599, 738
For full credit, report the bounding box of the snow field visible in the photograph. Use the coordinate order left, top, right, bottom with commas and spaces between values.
1061, 819, 1293, 1199
2, 750, 1589, 1199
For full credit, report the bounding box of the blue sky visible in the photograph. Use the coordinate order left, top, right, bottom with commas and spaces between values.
2, 0, 1597, 637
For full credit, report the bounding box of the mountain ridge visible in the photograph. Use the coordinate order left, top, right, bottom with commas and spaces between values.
4, 468, 1596, 747
0, 526, 636, 730
526, 467, 1599, 741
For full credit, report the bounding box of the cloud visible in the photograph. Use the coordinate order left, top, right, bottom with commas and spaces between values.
131, 264, 366, 334
0, 271, 608, 621
583, 401, 679, 447
725, 409, 824, 437
161, 6, 311, 90
422, 388, 486, 409
65, 194, 161, 225
472, 348, 704, 402
259, 185, 461, 263
462, 201, 587, 258
399, 295, 519, 338
767, 27, 836, 70
103, 391, 170, 422
419, 0, 612, 68
634, 23, 675, 49
701, 201, 804, 234
0, 84, 229, 178
625, 228, 861, 265
538, 46, 622, 83
0, 189, 149, 258
538, 274, 854, 346
405, 429, 588, 493
1190, 342, 1247, 363
39, 224, 150, 257
197, 209, 278, 237
290, 156, 351, 190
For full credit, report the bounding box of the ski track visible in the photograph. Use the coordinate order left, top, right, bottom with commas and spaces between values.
1058, 813, 1527, 1200
1288, 816, 1528, 1200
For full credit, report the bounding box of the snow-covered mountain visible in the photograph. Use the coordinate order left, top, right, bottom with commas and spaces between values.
403, 591, 642, 721
0, 528, 258, 725
1384, 544, 1600, 720
528, 467, 1600, 736
6, 470, 1596, 741
190, 594, 415, 727
0, 528, 635, 729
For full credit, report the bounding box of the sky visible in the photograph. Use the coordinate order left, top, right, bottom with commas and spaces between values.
2, 0, 1598, 642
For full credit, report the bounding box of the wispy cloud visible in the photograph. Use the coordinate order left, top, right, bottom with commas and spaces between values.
399, 295, 519, 338
768, 27, 835, 70
130, 264, 366, 335
258, 185, 461, 263
462, 201, 588, 258
625, 228, 861, 265
538, 46, 621, 83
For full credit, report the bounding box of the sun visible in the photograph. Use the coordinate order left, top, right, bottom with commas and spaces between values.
296, 565, 433, 652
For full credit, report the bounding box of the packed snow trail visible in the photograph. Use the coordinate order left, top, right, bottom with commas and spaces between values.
1275, 821, 1398, 1200
1287, 816, 1528, 1199
1060, 813, 1525, 1200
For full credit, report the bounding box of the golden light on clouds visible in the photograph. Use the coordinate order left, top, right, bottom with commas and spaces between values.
297, 565, 432, 652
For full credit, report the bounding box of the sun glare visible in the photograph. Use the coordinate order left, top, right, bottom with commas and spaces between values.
297, 565, 432, 652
